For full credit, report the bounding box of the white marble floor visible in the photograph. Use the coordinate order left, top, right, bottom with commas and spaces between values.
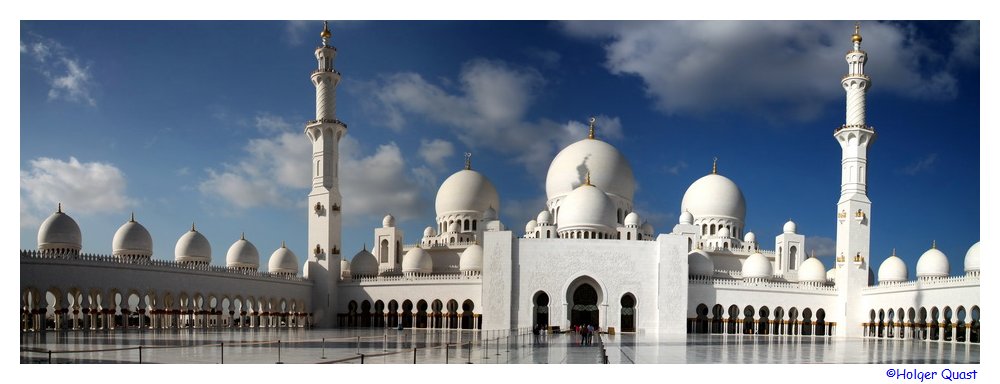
19, 329, 979, 364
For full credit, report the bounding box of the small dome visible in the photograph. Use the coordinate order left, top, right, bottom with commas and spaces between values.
878, 251, 908, 283
742, 252, 772, 280
716, 226, 730, 238
350, 248, 378, 276
916, 243, 949, 278
743, 231, 756, 243
459, 244, 483, 272
679, 210, 694, 225
688, 249, 714, 277
624, 212, 641, 227
799, 257, 827, 283
557, 184, 617, 233
383, 214, 396, 228
267, 242, 299, 275
964, 242, 980, 273
340, 258, 351, 273
37, 205, 82, 253
423, 226, 436, 238
226, 233, 260, 270
681, 173, 746, 222
401, 247, 433, 274
448, 221, 461, 233
435, 169, 500, 218
545, 138, 635, 203
525, 219, 537, 234
783, 220, 797, 234
175, 224, 211, 264
483, 206, 498, 221
536, 210, 553, 226
642, 222, 654, 236
112, 214, 153, 258
827, 268, 836, 282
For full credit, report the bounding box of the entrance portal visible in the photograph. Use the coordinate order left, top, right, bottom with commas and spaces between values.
571, 283, 599, 328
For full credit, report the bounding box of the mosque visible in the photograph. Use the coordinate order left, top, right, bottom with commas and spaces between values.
20, 22, 980, 344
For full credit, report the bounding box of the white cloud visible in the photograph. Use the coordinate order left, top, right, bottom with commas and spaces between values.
418, 139, 455, 168
20, 157, 133, 227
805, 236, 837, 258
371, 59, 626, 173
901, 153, 938, 175
559, 21, 969, 121
254, 112, 293, 133
22, 33, 97, 106
199, 116, 428, 224
285, 21, 310, 46
663, 160, 688, 175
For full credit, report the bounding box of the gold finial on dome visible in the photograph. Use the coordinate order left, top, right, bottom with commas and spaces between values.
852, 22, 862, 43
891, 248, 896, 256
130, 212, 135, 222
588, 116, 596, 139
712, 157, 718, 174
57, 202, 62, 213
464, 152, 472, 170
584, 171, 592, 186
281, 240, 286, 248
191, 222, 196, 232
931, 240, 936, 249
241, 232, 246, 240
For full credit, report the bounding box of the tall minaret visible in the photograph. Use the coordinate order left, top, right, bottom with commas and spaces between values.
304, 21, 346, 328
834, 23, 875, 338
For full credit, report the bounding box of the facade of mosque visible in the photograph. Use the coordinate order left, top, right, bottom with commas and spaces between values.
20, 23, 980, 344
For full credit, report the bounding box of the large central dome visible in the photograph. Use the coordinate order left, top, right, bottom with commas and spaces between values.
545, 138, 635, 203
435, 169, 500, 218
681, 173, 746, 221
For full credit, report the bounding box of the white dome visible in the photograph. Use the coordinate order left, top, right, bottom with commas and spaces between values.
483, 206, 498, 221
267, 242, 299, 275
642, 222, 654, 235
382, 214, 396, 228
679, 210, 694, 225
537, 210, 553, 226
350, 248, 378, 276
423, 226, 436, 238
799, 257, 827, 283
783, 219, 797, 234
827, 268, 836, 282
226, 234, 260, 270
112, 215, 153, 258
459, 244, 483, 272
545, 138, 635, 203
964, 242, 980, 273
743, 231, 756, 243
624, 212, 641, 227
525, 220, 537, 234
916, 244, 949, 278
448, 221, 460, 233
435, 169, 500, 218
401, 247, 433, 274
681, 173, 746, 221
716, 226, 730, 238
688, 249, 714, 277
742, 252, 772, 279
878, 252, 908, 283
556, 184, 617, 233
37, 205, 82, 253
174, 224, 211, 264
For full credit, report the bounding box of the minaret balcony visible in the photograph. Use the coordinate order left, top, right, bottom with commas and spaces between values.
307, 118, 348, 128
834, 124, 874, 134
841, 73, 870, 81
312, 68, 342, 76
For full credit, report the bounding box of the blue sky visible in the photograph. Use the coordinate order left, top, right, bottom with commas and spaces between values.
20, 20, 980, 277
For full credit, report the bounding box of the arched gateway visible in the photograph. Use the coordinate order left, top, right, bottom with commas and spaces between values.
566, 276, 603, 328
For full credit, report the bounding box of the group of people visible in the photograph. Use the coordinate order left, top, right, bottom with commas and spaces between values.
575, 324, 598, 346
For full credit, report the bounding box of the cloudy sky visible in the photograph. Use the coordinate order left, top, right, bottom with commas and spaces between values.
20, 20, 979, 277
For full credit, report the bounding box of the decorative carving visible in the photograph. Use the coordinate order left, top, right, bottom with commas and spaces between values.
314, 202, 323, 214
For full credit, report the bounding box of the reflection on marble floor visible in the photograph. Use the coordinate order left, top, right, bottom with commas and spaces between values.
20, 328, 979, 364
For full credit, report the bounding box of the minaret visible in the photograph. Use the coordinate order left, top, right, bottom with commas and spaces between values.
304, 21, 346, 328
834, 23, 875, 338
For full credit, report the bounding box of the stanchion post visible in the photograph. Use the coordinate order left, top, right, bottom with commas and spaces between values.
48, 350, 52, 364
445, 344, 449, 364
357, 336, 361, 355
467, 342, 472, 364
139, 345, 143, 364
220, 342, 224, 364
361, 354, 365, 364
496, 337, 500, 356
277, 340, 282, 364
384, 334, 387, 352
413, 347, 417, 364
321, 338, 326, 359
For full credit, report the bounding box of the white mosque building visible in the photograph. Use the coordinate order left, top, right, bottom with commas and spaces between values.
20, 23, 980, 344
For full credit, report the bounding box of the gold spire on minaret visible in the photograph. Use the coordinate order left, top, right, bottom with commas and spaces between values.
588, 116, 596, 139
712, 157, 718, 174
464, 152, 472, 170
852, 22, 862, 43
321, 21, 332, 44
